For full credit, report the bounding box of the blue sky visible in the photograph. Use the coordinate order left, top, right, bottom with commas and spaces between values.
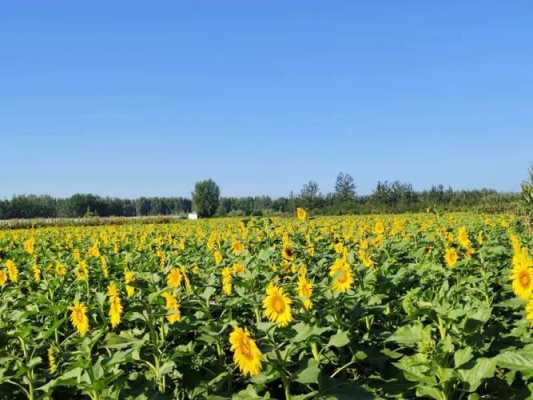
1, 1, 532, 198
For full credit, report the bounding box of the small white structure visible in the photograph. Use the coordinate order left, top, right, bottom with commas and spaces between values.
187, 212, 198, 220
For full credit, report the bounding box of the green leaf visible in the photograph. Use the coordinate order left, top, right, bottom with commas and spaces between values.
327, 330, 350, 348
233, 384, 270, 399
458, 358, 496, 392
496, 350, 533, 371
292, 322, 329, 343
454, 348, 473, 368
295, 359, 320, 384
416, 386, 447, 400
27, 357, 42, 369
319, 376, 374, 400
387, 322, 428, 348
200, 286, 216, 301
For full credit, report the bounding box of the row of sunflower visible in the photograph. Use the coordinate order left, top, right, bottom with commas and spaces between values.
0, 212, 531, 399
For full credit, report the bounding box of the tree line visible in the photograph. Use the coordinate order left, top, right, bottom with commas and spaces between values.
0, 194, 192, 219
0, 173, 521, 220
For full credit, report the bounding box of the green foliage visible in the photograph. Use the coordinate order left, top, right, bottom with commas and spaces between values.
334, 172, 357, 201
0, 213, 531, 399
0, 172, 522, 220
521, 166, 533, 223
192, 179, 220, 218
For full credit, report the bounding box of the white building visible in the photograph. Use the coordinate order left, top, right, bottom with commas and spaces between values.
187, 212, 198, 220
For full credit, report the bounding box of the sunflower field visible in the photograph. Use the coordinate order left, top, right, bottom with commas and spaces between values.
0, 211, 532, 400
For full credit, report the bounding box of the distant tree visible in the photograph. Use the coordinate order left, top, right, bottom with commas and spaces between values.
192, 179, 220, 218
372, 181, 416, 212
334, 172, 356, 201
299, 181, 322, 209
300, 181, 320, 199
65, 194, 106, 217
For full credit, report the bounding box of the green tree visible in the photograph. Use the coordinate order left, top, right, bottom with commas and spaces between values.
192, 179, 221, 218
300, 180, 320, 199
299, 180, 322, 209
334, 172, 356, 201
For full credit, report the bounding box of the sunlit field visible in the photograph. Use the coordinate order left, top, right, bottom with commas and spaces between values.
0, 212, 532, 399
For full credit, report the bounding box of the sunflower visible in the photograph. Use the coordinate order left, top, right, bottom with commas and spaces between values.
55, 262, 67, 277
5, 260, 18, 283
444, 247, 458, 268
161, 292, 182, 324
229, 327, 263, 377
75, 260, 89, 282
24, 237, 35, 255
214, 250, 223, 265
329, 257, 353, 293
107, 282, 122, 328
100, 256, 109, 279
167, 267, 182, 289
70, 301, 89, 336
297, 274, 313, 310
232, 240, 244, 254
457, 227, 472, 250
32, 264, 41, 283
510, 234, 521, 255
107, 282, 119, 298
358, 248, 374, 268
0, 269, 7, 286
512, 262, 533, 300
263, 283, 293, 327
334, 242, 345, 254
233, 262, 245, 275
296, 208, 308, 221
48, 347, 57, 374
222, 267, 233, 296
87, 242, 101, 258
124, 270, 135, 297
374, 221, 385, 235
108, 295, 122, 328
282, 245, 294, 261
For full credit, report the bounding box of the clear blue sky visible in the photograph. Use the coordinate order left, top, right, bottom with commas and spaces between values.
1, 1, 532, 198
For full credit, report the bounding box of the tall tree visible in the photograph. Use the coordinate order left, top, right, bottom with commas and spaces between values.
300, 181, 321, 199
334, 172, 356, 200
192, 179, 221, 218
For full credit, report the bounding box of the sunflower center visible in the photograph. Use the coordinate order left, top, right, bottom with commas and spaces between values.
239, 339, 252, 358
272, 295, 286, 314
73, 310, 83, 322
519, 271, 531, 288
337, 269, 348, 284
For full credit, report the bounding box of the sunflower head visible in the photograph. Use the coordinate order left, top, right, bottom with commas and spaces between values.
214, 250, 223, 265
263, 283, 293, 327
222, 267, 233, 296
0, 269, 7, 286
296, 208, 308, 221
108, 295, 123, 328
297, 275, 313, 310
70, 301, 89, 336
229, 327, 263, 377
512, 264, 533, 300
444, 247, 458, 268
167, 267, 182, 288
282, 246, 294, 261
232, 241, 244, 254
374, 221, 385, 235
330, 257, 353, 293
